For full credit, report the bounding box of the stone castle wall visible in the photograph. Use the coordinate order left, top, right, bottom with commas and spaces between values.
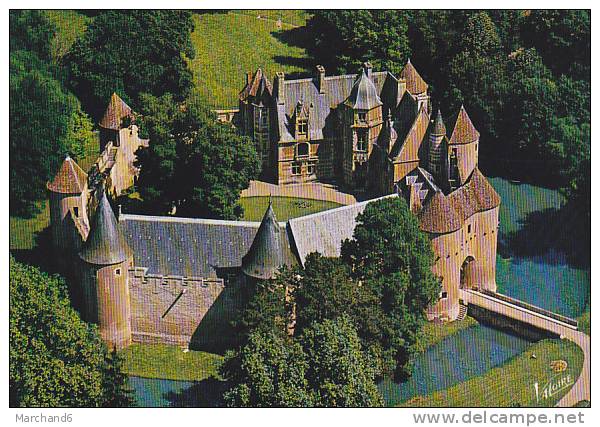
127, 267, 245, 350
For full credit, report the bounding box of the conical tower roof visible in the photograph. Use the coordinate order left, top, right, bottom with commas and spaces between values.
79, 191, 132, 265
242, 201, 295, 280
418, 191, 462, 234
432, 109, 446, 136
400, 59, 428, 95
344, 69, 383, 110
448, 105, 480, 145
47, 155, 88, 194
99, 92, 133, 130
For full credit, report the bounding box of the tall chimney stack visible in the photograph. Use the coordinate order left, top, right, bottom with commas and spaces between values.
275, 72, 285, 104
316, 65, 326, 94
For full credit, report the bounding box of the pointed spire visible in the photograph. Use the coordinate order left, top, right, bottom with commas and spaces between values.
239, 68, 273, 101
432, 109, 446, 136
448, 105, 480, 145
378, 109, 397, 151
344, 67, 383, 110
78, 190, 132, 265
99, 92, 133, 130
47, 155, 88, 194
400, 59, 428, 95
242, 202, 294, 280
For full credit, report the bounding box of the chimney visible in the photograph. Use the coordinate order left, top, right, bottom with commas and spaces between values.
275, 72, 285, 105
315, 65, 326, 94
363, 61, 373, 78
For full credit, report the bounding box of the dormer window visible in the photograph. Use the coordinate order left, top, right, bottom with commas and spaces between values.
296, 142, 309, 158
356, 110, 367, 124
297, 118, 308, 138
73, 207, 79, 218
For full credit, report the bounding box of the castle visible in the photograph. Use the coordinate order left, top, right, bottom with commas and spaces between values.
47, 61, 501, 351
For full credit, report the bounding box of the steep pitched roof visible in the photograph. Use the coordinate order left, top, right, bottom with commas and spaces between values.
79, 191, 132, 265
239, 68, 273, 102
432, 109, 446, 136
343, 69, 383, 110
417, 168, 500, 234
47, 155, 88, 194
447, 105, 480, 145
242, 202, 296, 280
400, 60, 428, 95
100, 93, 133, 130
390, 107, 429, 162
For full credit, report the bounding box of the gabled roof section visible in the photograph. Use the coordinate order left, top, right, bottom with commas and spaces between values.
400, 59, 428, 95
343, 69, 383, 110
242, 201, 296, 280
47, 155, 88, 194
447, 105, 480, 145
418, 191, 462, 233
79, 191, 132, 265
100, 93, 133, 130
390, 107, 429, 162
239, 68, 273, 102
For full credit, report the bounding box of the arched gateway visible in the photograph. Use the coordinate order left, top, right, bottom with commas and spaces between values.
460, 256, 477, 290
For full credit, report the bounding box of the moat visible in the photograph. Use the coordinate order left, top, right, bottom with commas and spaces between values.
128, 177, 590, 407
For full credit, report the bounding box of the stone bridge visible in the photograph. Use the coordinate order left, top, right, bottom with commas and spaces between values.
459, 289, 590, 407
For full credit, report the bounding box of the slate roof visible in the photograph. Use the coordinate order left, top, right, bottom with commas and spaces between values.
100, 93, 133, 130
239, 68, 273, 102
390, 107, 429, 162
432, 109, 446, 136
399, 59, 428, 95
417, 168, 501, 234
47, 155, 88, 194
343, 69, 383, 110
288, 194, 397, 265
447, 105, 480, 145
119, 214, 293, 278
79, 191, 132, 265
242, 202, 296, 279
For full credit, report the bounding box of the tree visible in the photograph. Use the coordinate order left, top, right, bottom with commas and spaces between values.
64, 108, 97, 162
9, 257, 132, 407
307, 10, 410, 75
134, 94, 260, 219
65, 10, 196, 119
102, 348, 134, 407
341, 197, 440, 379
221, 330, 313, 407
301, 316, 383, 407
221, 316, 383, 407
9, 50, 80, 216
9, 10, 55, 60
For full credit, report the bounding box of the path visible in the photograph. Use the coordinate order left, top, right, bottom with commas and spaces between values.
241, 180, 357, 206
460, 289, 590, 407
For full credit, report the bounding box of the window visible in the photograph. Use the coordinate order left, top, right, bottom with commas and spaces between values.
440, 291, 448, 299
255, 107, 268, 128
73, 206, 79, 218
296, 142, 309, 157
291, 162, 301, 175
357, 110, 367, 123
297, 118, 308, 137
468, 224, 472, 233
357, 131, 368, 152
115, 268, 121, 276
307, 162, 316, 175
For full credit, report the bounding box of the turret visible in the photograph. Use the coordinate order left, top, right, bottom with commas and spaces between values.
428, 109, 447, 182
99, 93, 133, 151
78, 191, 132, 349
242, 200, 295, 281
47, 155, 90, 253
446, 105, 480, 189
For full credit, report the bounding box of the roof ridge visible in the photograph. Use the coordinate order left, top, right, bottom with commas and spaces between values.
288, 194, 397, 223
120, 213, 264, 227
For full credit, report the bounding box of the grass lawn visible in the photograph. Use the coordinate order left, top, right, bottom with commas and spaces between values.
189, 11, 312, 108
9, 200, 50, 250
240, 196, 341, 222
44, 10, 91, 61
416, 316, 479, 353
399, 339, 584, 407
119, 343, 223, 382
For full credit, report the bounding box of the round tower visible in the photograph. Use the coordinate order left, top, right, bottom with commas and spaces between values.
47, 155, 89, 253
428, 109, 446, 181
78, 191, 132, 350
242, 199, 295, 284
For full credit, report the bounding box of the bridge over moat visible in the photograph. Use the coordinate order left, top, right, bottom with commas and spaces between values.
459, 289, 590, 407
